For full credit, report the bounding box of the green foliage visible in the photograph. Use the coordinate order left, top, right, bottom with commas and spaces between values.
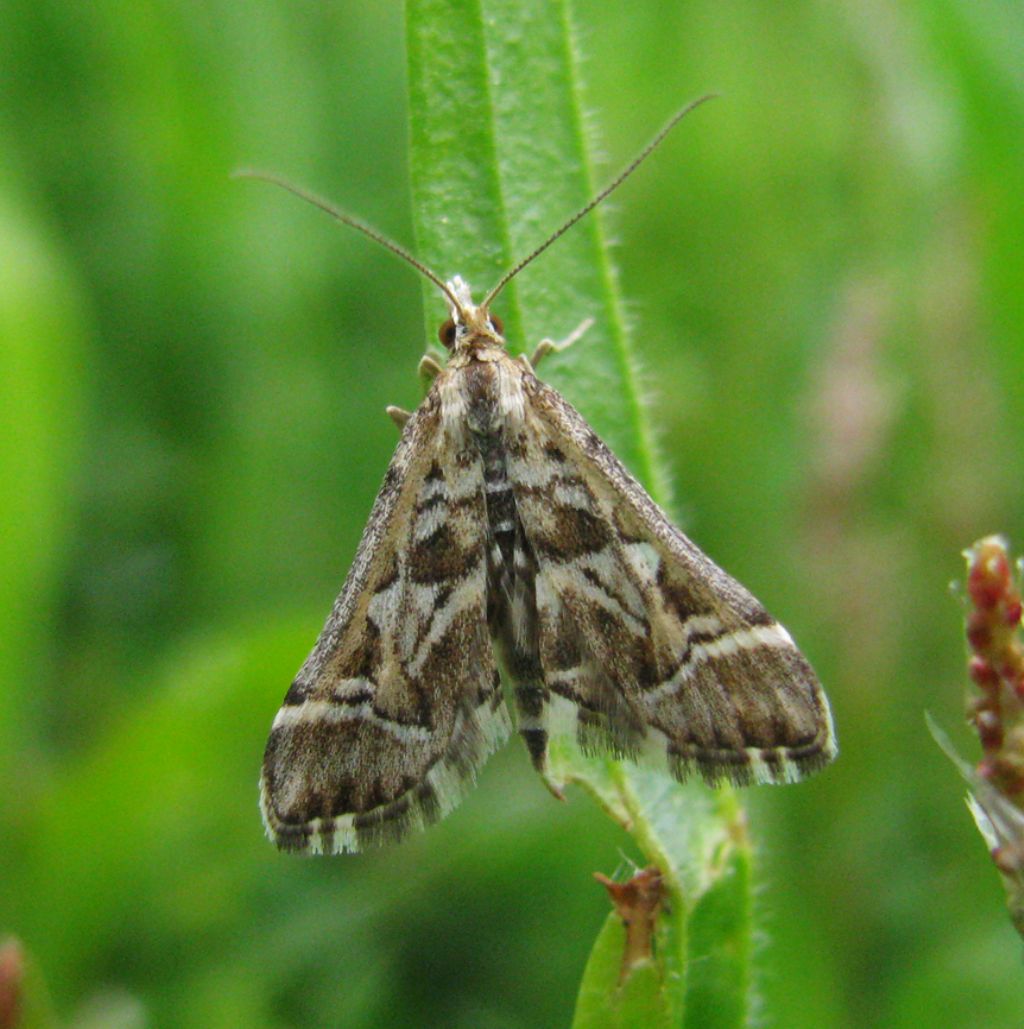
3, 1, 1024, 1027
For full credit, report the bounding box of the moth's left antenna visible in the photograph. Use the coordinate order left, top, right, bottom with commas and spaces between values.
233, 169, 463, 314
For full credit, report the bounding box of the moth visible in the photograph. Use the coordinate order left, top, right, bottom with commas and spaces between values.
252, 99, 837, 854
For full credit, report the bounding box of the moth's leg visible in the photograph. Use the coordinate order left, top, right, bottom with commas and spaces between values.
418, 352, 444, 389
524, 317, 596, 370
386, 405, 411, 429
382, 354, 444, 429
389, 349, 445, 429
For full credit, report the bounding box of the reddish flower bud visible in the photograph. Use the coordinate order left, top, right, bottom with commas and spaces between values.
976, 711, 1003, 750
968, 552, 1009, 609
969, 656, 998, 686
0, 939, 23, 1029
992, 845, 1022, 876
967, 612, 992, 652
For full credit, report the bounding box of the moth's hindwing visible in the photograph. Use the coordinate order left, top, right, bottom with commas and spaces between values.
259, 390, 510, 854
501, 367, 836, 787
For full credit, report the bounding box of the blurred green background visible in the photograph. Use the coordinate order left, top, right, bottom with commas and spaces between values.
3, 1, 1024, 1026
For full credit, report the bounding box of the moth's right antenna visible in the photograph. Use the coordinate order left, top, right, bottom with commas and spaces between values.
481, 93, 718, 311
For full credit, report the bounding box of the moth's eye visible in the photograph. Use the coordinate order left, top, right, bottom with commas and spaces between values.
438, 318, 457, 349
489, 314, 504, 335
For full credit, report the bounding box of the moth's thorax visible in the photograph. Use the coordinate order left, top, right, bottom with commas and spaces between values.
446, 330, 506, 367
439, 348, 525, 440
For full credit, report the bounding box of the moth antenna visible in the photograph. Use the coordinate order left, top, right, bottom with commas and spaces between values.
481, 93, 718, 311
233, 168, 465, 315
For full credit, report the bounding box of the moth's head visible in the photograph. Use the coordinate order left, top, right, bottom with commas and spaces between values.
437, 275, 506, 354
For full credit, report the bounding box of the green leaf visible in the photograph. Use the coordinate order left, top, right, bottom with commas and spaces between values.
572, 910, 630, 1029
684, 828, 753, 1029
555, 754, 754, 1028
405, 2, 753, 1026
572, 909, 671, 1029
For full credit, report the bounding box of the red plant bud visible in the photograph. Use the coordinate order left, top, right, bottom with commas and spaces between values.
992, 845, 1022, 876
969, 656, 998, 686
976, 710, 1003, 750
967, 612, 992, 652
0, 939, 23, 1029
968, 550, 1009, 609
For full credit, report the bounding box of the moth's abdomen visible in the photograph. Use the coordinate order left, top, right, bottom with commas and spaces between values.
478, 435, 516, 565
